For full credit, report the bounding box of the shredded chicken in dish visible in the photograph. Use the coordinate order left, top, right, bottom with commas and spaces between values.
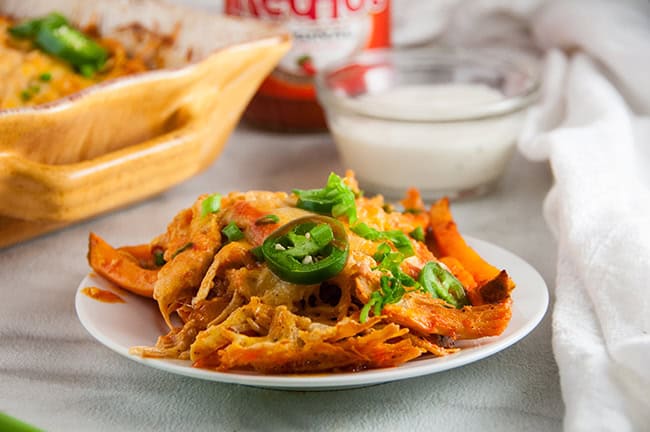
0, 13, 172, 109
88, 172, 515, 374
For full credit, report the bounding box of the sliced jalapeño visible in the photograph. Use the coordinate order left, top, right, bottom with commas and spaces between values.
260, 215, 349, 285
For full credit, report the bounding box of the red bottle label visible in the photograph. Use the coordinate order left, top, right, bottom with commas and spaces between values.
225, 0, 391, 101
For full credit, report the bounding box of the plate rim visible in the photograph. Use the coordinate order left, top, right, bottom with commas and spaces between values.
75, 235, 549, 390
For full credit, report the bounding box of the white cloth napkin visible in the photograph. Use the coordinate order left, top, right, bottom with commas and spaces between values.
410, 0, 650, 429
524, 3, 650, 428
533, 51, 650, 431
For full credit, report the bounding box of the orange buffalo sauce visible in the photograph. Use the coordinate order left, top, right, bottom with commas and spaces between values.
81, 287, 125, 303
225, 0, 390, 131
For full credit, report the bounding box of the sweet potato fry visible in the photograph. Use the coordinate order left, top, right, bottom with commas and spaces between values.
117, 244, 156, 268
477, 270, 514, 305
429, 198, 506, 285
88, 233, 157, 298
438, 256, 478, 292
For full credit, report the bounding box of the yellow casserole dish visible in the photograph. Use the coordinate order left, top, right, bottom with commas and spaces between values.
0, 0, 290, 248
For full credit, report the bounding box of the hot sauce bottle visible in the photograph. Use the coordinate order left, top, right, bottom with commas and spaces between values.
225, 0, 391, 131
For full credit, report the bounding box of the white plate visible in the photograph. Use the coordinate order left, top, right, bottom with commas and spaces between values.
75, 236, 548, 391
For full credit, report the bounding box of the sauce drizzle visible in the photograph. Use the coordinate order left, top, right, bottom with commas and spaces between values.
81, 286, 125, 303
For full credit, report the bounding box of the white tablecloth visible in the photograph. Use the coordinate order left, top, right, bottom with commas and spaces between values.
0, 126, 562, 431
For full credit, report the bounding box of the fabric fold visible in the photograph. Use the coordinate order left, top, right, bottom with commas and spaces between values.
541, 53, 650, 431
439, 0, 650, 429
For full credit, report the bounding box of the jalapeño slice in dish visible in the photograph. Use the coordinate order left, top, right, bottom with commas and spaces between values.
10, 12, 108, 76
260, 216, 349, 285
419, 261, 469, 309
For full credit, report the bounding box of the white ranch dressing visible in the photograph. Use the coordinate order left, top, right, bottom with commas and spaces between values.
353, 83, 505, 119
327, 83, 522, 198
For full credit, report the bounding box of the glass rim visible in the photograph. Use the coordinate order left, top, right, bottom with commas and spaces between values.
315, 46, 541, 123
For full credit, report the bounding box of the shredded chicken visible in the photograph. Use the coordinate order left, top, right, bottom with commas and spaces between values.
0, 15, 172, 109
